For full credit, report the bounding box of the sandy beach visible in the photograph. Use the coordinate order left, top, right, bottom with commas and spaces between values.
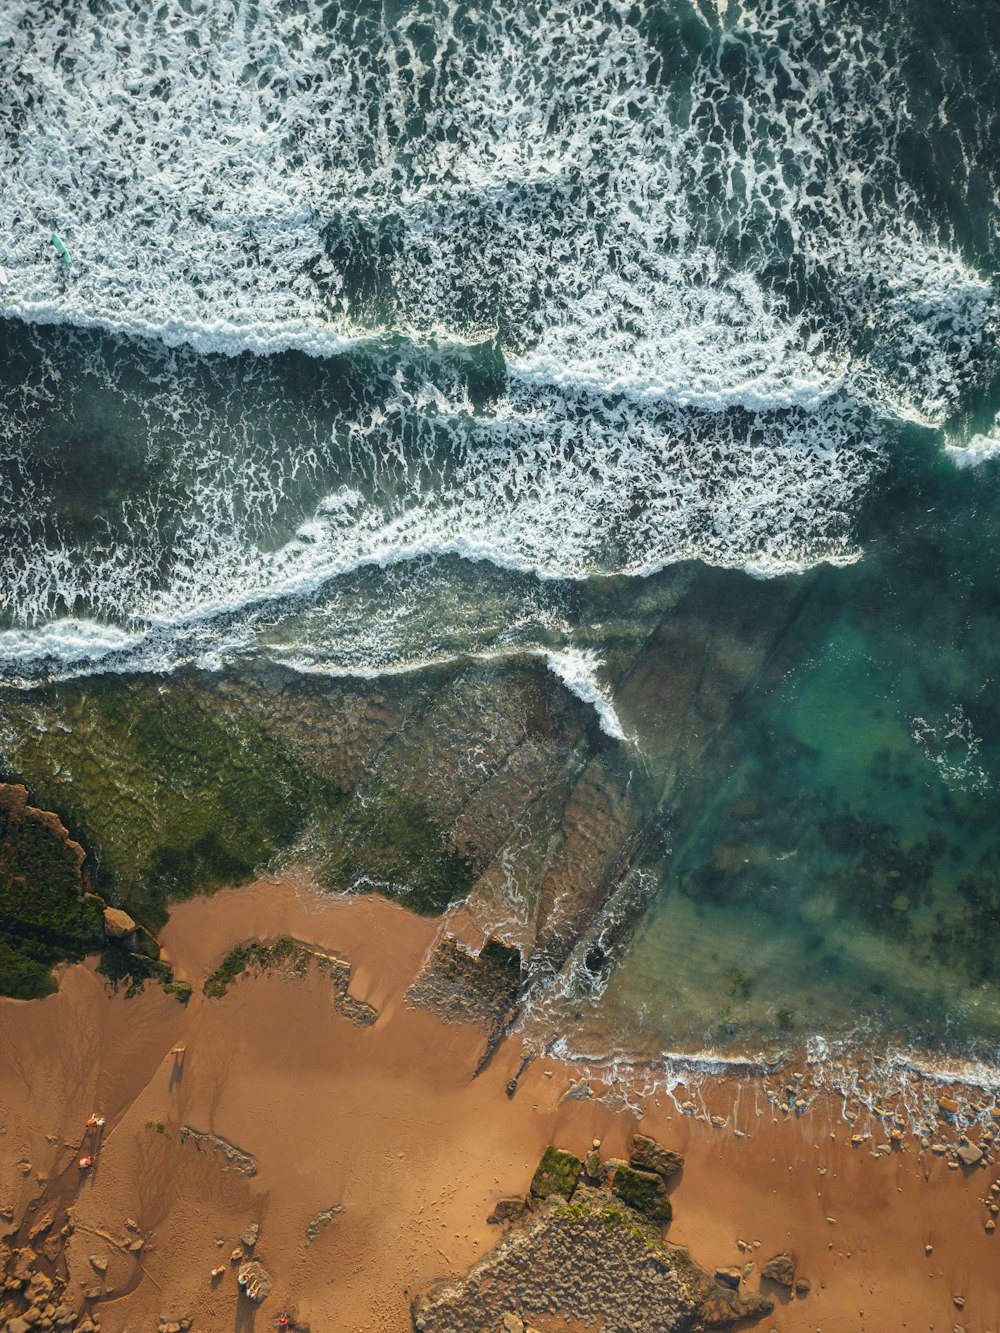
2, 870, 999, 1332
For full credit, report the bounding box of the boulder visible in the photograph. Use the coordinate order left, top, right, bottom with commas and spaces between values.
761, 1252, 795, 1287
102, 907, 137, 941
630, 1133, 684, 1180
529, 1147, 582, 1202
795, 1277, 812, 1297
609, 1164, 672, 1224
240, 1222, 259, 1249
487, 1198, 528, 1225
956, 1144, 983, 1168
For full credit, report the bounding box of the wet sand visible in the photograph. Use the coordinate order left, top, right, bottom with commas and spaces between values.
2, 869, 999, 1332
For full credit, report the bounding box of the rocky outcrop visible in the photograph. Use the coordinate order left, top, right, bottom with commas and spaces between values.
405, 933, 521, 1070
178, 1126, 258, 1177
412, 1189, 773, 1332
0, 783, 101, 999
203, 937, 377, 1026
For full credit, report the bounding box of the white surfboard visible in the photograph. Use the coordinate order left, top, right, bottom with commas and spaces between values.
0, 265, 8, 286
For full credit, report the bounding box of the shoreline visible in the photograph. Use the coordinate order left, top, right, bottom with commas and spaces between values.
2, 869, 999, 1331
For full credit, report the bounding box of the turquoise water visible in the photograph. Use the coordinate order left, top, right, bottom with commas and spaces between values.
1, 0, 999, 1067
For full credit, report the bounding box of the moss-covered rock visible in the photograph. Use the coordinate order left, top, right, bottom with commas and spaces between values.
530, 1147, 583, 1202
0, 783, 104, 998
609, 1164, 672, 1225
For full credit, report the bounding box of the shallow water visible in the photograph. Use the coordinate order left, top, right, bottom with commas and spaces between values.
1, 0, 999, 1070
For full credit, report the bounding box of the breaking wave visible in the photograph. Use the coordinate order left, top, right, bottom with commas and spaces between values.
0, 0, 997, 684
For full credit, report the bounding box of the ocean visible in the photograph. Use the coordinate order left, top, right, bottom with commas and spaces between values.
1, 0, 999, 1077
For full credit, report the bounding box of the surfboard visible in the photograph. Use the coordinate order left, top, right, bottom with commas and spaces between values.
50, 233, 72, 265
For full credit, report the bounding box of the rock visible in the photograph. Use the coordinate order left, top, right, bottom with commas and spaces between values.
629, 1133, 684, 1181
8, 1318, 33, 1333
76, 1321, 97, 1333
128, 1238, 144, 1253
88, 1256, 108, 1275
28, 1215, 53, 1244
237, 1259, 272, 1303
583, 1150, 604, 1183
795, 1277, 811, 1297
102, 907, 137, 940
714, 1266, 741, 1289
487, 1198, 528, 1225
761, 1253, 796, 1288
123, 1218, 139, 1233
230, 1248, 244, 1262
240, 1223, 259, 1249
938, 1096, 960, 1117
502, 1316, 523, 1332
52, 1305, 77, 1327
609, 1164, 672, 1224
529, 1147, 582, 1202
957, 1144, 983, 1168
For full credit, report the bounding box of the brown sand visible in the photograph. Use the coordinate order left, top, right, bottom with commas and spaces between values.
2, 869, 999, 1332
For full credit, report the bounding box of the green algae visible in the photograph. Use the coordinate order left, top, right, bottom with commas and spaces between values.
203, 936, 308, 998
0, 674, 339, 929
609, 1164, 672, 1225
0, 786, 104, 999
317, 777, 475, 915
530, 1147, 583, 1201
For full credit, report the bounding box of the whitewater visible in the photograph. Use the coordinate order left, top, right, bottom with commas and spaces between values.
0, 0, 998, 687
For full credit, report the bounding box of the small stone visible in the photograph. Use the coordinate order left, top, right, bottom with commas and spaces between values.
954, 1295, 965, 1309
925, 1244, 934, 1255
88, 1255, 108, 1275
240, 1223, 259, 1249
123, 1218, 139, 1233
795, 1278, 811, 1297
986, 1218, 995, 1233
957, 1144, 984, 1168
230, 1248, 244, 1263
128, 1239, 144, 1253
502, 1316, 523, 1333
714, 1266, 741, 1289
939, 1096, 960, 1117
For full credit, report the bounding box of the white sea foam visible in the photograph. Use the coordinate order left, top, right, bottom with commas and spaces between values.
945, 414, 1000, 469
0, 0, 996, 687
541, 648, 625, 740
